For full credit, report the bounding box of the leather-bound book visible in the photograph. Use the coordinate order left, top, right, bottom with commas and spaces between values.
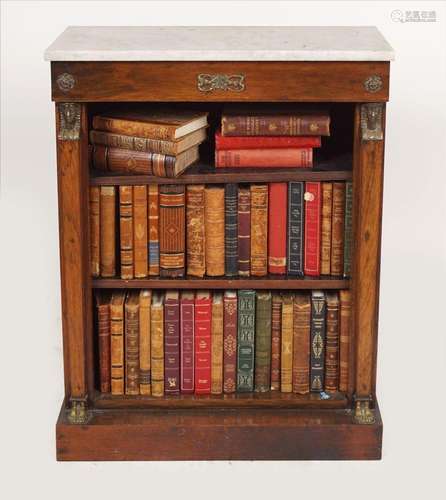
150, 292, 164, 397
215, 131, 322, 149
224, 183, 238, 276
186, 184, 206, 277
159, 185, 185, 277
339, 290, 352, 392
237, 290, 256, 392
180, 291, 195, 394
268, 183, 287, 274
125, 291, 140, 395
310, 291, 326, 392
211, 293, 224, 395
292, 293, 311, 394
95, 291, 111, 393
325, 292, 340, 392
237, 187, 251, 277
148, 184, 160, 276
331, 182, 346, 276
343, 181, 353, 278
100, 186, 116, 277
280, 294, 294, 393
304, 182, 322, 276
89, 186, 100, 277
133, 185, 148, 278
223, 290, 237, 394
164, 290, 180, 394
250, 184, 268, 276
194, 291, 212, 394
139, 290, 151, 395
320, 182, 333, 276
287, 182, 304, 276
119, 186, 134, 279
270, 293, 282, 391
110, 291, 126, 395
215, 148, 312, 168
205, 186, 225, 276
254, 291, 272, 392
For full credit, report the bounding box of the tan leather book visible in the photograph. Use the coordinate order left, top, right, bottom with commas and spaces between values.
89, 186, 100, 277
320, 182, 333, 276
139, 290, 152, 395
339, 290, 352, 392
150, 292, 164, 397
125, 291, 140, 395
99, 186, 116, 277
95, 291, 111, 393
211, 293, 224, 395
270, 293, 282, 391
110, 291, 126, 395
205, 186, 225, 276
119, 186, 134, 279
331, 182, 346, 276
148, 184, 160, 276
280, 294, 294, 393
292, 293, 311, 394
133, 185, 148, 278
250, 184, 268, 276
186, 184, 206, 277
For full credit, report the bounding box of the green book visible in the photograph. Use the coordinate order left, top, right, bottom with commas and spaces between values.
343, 181, 353, 278
237, 290, 256, 392
254, 291, 272, 392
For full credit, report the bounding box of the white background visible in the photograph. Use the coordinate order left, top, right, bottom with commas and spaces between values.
1, 1, 445, 499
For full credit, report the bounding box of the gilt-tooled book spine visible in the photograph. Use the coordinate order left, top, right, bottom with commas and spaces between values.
100, 186, 116, 277
159, 185, 185, 277
211, 293, 224, 395
96, 292, 111, 393
287, 182, 304, 276
180, 292, 195, 393
133, 185, 148, 278
310, 291, 326, 392
148, 184, 160, 276
194, 292, 212, 394
215, 148, 312, 168
215, 131, 322, 149
237, 290, 256, 392
237, 187, 251, 276
186, 185, 206, 277
331, 182, 346, 276
224, 183, 238, 276
119, 186, 134, 279
223, 291, 237, 394
268, 183, 287, 274
304, 182, 322, 276
164, 291, 180, 394
250, 184, 268, 276
343, 181, 353, 278
110, 291, 126, 395
139, 290, 151, 395
125, 292, 140, 395
270, 293, 282, 391
339, 290, 352, 392
89, 186, 100, 277
292, 293, 311, 394
205, 186, 225, 276
325, 292, 340, 392
151, 293, 164, 397
93, 114, 177, 140
254, 291, 272, 392
320, 182, 333, 276
280, 294, 294, 393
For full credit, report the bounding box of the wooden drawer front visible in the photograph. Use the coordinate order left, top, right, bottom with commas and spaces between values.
51, 61, 389, 102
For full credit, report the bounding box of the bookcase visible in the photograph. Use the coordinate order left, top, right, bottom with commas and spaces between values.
45, 26, 393, 460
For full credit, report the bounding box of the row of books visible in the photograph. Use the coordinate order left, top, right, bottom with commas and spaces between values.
95, 289, 351, 396
90, 181, 352, 279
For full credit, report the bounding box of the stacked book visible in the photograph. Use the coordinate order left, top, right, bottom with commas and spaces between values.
95, 289, 351, 396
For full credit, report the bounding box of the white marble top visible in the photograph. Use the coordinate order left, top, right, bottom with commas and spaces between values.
44, 26, 394, 62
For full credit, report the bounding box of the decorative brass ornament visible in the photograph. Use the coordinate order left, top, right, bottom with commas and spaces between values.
58, 102, 81, 141
363, 75, 383, 93
56, 72, 76, 92
197, 73, 245, 92
360, 103, 384, 141
354, 400, 376, 425
67, 399, 91, 425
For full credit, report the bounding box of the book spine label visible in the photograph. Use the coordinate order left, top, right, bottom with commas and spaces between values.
133, 185, 148, 278
339, 290, 352, 392
194, 296, 212, 394
343, 181, 353, 278
254, 292, 272, 392
270, 294, 282, 391
224, 183, 238, 276
110, 297, 125, 395
268, 183, 287, 274
310, 291, 326, 392
119, 186, 134, 279
97, 300, 111, 393
281, 295, 294, 393
292, 293, 311, 394
223, 294, 238, 394
180, 299, 195, 393
205, 187, 225, 276
325, 292, 340, 392
139, 291, 151, 395
148, 184, 160, 276
100, 186, 116, 277
90, 129, 178, 155
92, 116, 176, 141
237, 290, 256, 392
287, 182, 304, 276
215, 132, 322, 149
125, 300, 139, 395
331, 182, 346, 276
186, 185, 206, 277
211, 297, 224, 394
237, 187, 251, 276
215, 148, 312, 168
320, 182, 333, 276
221, 115, 330, 136
164, 297, 180, 394
151, 304, 164, 397
304, 182, 322, 276
89, 186, 100, 277
250, 185, 268, 276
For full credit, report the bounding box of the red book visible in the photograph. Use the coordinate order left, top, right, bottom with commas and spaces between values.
164, 290, 180, 395
223, 290, 238, 393
180, 291, 195, 393
215, 132, 321, 150
215, 148, 312, 168
194, 291, 212, 394
268, 183, 288, 274
304, 181, 322, 276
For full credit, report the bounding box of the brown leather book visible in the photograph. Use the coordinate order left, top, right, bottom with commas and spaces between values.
119, 186, 134, 279
270, 293, 282, 391
339, 290, 351, 392
151, 292, 164, 396
164, 290, 180, 394
110, 291, 126, 395
148, 184, 160, 276
95, 291, 111, 393
211, 293, 224, 395
223, 290, 237, 394
250, 185, 268, 276
186, 184, 206, 277
100, 186, 116, 277
237, 187, 251, 276
89, 186, 100, 277
125, 291, 140, 395
133, 185, 148, 278
139, 290, 151, 395
325, 292, 340, 392
205, 186, 225, 276
159, 185, 185, 277
320, 182, 333, 276
280, 294, 294, 393
331, 182, 346, 276
292, 293, 311, 394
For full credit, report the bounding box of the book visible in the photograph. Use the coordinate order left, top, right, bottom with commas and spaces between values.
119, 186, 134, 279
287, 182, 304, 276
280, 294, 294, 393
159, 185, 185, 278
310, 291, 326, 392
164, 290, 180, 394
133, 185, 148, 278
339, 290, 352, 392
89, 186, 100, 277
215, 148, 313, 168
268, 183, 287, 274
331, 182, 346, 276
343, 181, 353, 278
151, 292, 164, 397
215, 131, 321, 149
254, 291, 272, 392
237, 290, 256, 392
292, 293, 311, 394
223, 290, 237, 394
205, 186, 225, 276
180, 291, 195, 394
93, 109, 208, 141
320, 182, 333, 276
110, 291, 126, 395
139, 290, 151, 395
125, 291, 140, 395
325, 292, 340, 392
270, 293, 282, 391
250, 184, 268, 276
224, 183, 238, 276
100, 186, 116, 277
95, 291, 111, 393
148, 184, 160, 276
194, 291, 212, 394
237, 187, 251, 277
304, 182, 322, 276
186, 184, 206, 277
211, 293, 224, 395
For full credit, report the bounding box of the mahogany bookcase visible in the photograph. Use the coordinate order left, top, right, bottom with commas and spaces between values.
45, 27, 393, 460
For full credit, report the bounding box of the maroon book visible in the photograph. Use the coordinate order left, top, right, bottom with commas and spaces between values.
164, 291, 180, 394
215, 131, 321, 150
223, 291, 238, 394
194, 291, 212, 394
180, 291, 195, 394
237, 187, 251, 276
